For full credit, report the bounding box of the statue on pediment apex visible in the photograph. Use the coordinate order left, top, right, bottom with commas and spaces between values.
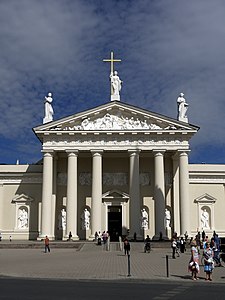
110, 71, 122, 101
43, 92, 54, 124
177, 92, 189, 123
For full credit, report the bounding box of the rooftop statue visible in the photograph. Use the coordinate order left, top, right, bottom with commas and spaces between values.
110, 70, 122, 101
177, 93, 189, 123
43, 92, 54, 124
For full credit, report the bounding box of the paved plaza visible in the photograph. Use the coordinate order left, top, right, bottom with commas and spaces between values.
0, 242, 225, 283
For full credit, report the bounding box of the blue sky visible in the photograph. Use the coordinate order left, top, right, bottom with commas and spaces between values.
0, 0, 225, 164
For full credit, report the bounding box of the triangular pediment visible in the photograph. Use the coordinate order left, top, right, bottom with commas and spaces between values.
194, 193, 216, 203
102, 189, 129, 199
11, 193, 34, 203
34, 101, 199, 137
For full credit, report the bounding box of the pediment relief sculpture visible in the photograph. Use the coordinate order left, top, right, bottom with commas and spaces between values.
49, 113, 178, 132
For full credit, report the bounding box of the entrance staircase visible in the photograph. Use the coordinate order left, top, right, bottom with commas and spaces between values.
0, 240, 172, 250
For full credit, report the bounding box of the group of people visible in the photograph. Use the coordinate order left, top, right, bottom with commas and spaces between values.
95, 231, 110, 246
170, 230, 223, 281
188, 239, 214, 281
188, 231, 222, 281
171, 234, 187, 259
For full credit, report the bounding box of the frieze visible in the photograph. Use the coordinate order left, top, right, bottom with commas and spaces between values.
103, 173, 128, 186
57, 172, 151, 186
49, 113, 178, 131
43, 135, 186, 147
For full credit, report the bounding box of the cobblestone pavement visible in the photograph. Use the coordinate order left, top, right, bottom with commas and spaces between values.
0, 242, 224, 283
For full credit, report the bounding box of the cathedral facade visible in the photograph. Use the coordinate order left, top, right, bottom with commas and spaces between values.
0, 100, 225, 241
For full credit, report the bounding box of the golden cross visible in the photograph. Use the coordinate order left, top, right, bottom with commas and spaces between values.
103, 51, 121, 74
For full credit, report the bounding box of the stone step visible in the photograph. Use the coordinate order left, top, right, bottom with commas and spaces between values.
0, 240, 173, 250
0, 241, 83, 250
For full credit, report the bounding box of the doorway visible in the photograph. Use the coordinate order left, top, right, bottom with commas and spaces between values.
108, 205, 122, 241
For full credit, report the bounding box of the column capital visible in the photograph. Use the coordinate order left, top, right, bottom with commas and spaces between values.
41, 150, 54, 154
177, 149, 191, 156
66, 150, 79, 156
90, 150, 104, 156
152, 149, 166, 156
41, 150, 54, 158
128, 149, 141, 156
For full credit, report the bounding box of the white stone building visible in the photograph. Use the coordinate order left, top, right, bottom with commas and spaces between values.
0, 100, 225, 241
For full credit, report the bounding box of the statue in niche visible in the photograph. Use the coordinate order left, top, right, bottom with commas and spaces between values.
201, 208, 210, 229
110, 71, 122, 97
43, 92, 54, 124
58, 208, 66, 230
164, 208, 171, 229
81, 208, 90, 230
18, 208, 28, 229
141, 208, 148, 229
177, 92, 189, 123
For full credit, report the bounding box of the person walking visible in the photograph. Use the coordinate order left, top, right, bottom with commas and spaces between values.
144, 235, 151, 253
171, 238, 177, 259
44, 236, 50, 253
180, 236, 186, 253
124, 238, 130, 255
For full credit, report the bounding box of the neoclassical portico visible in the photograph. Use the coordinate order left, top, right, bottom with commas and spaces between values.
34, 101, 198, 241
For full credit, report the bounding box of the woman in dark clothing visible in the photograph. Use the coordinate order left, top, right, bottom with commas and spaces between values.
124, 238, 130, 255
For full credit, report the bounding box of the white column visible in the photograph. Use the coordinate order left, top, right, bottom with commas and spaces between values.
66, 151, 79, 240
172, 153, 180, 236
90, 151, 103, 238
39, 151, 53, 239
51, 155, 57, 239
179, 150, 190, 236
153, 150, 166, 238
129, 150, 141, 238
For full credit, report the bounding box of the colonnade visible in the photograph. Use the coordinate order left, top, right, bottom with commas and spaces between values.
38, 149, 190, 240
